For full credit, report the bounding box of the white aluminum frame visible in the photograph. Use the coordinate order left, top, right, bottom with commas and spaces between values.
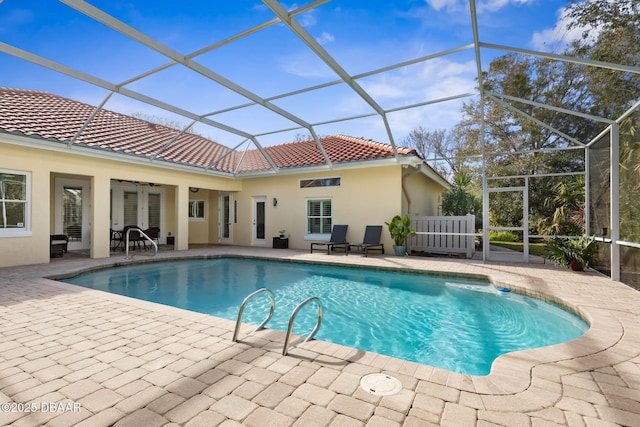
0, 0, 638, 280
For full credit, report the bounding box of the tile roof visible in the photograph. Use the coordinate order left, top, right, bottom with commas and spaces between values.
0, 88, 419, 174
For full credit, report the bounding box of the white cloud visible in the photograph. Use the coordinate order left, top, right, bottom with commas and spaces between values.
477, 0, 534, 13
315, 32, 334, 45
352, 57, 477, 137
530, 6, 600, 52
298, 12, 317, 28
425, 0, 465, 13
282, 2, 317, 27
362, 58, 477, 103
425, 0, 536, 14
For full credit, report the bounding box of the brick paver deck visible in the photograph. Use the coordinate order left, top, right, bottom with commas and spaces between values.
1, 246, 639, 426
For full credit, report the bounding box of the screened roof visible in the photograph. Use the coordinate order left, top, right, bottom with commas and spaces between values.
2, 0, 636, 174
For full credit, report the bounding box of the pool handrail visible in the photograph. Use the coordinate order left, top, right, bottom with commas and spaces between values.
282, 296, 323, 356
232, 288, 275, 342
125, 227, 158, 260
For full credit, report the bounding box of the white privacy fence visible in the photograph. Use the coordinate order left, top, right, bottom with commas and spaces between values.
407, 214, 476, 258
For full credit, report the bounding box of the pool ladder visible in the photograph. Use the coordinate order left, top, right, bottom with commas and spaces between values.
232, 288, 275, 342
232, 288, 323, 356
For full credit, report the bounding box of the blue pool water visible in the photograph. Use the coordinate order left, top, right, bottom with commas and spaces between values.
62, 258, 588, 375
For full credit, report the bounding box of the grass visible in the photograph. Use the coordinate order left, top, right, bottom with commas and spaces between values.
489, 241, 548, 257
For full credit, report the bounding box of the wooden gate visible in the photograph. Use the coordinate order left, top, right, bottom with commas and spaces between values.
407, 214, 475, 258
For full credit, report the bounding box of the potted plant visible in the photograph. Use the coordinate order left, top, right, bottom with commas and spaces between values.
385, 215, 416, 256
547, 236, 598, 271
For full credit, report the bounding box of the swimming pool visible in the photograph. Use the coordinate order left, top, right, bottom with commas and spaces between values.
62, 257, 588, 375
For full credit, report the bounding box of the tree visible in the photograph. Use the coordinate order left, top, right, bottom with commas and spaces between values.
566, 0, 640, 245
566, 0, 640, 120
131, 113, 189, 131
567, 0, 639, 32
441, 173, 482, 228
402, 127, 464, 180
451, 53, 588, 232
445, 0, 639, 237
538, 176, 586, 236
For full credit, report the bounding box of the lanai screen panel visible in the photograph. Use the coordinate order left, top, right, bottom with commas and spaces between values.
589, 134, 610, 238
619, 111, 640, 288
588, 131, 612, 278
619, 112, 640, 244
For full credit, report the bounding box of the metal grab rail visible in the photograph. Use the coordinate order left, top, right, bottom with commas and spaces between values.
125, 227, 158, 260
282, 297, 322, 356
232, 288, 275, 342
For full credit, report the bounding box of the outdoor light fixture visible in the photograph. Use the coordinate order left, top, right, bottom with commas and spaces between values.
273, 197, 278, 206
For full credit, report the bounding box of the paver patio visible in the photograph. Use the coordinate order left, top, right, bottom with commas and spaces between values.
1, 246, 639, 426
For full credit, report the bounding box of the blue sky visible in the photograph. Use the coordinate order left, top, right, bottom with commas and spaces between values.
0, 0, 582, 148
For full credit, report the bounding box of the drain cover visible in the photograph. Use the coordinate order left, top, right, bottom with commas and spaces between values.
360, 373, 403, 396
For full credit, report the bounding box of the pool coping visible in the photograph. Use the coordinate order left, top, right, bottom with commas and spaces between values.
36, 250, 633, 395
47, 253, 590, 380
2, 246, 640, 425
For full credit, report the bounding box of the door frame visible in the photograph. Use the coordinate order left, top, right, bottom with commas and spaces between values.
252, 196, 266, 246
54, 177, 91, 251
487, 185, 528, 262
219, 192, 233, 244
110, 182, 166, 244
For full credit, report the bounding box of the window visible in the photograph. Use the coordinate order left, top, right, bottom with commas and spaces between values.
0, 170, 29, 236
189, 200, 205, 221
300, 177, 341, 188
124, 191, 138, 226
234, 200, 238, 223
306, 199, 332, 238
148, 193, 161, 228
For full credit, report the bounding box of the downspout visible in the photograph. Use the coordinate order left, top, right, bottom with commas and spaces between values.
401, 165, 421, 214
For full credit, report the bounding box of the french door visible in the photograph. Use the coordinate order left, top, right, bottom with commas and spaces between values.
55, 178, 91, 251
110, 183, 164, 242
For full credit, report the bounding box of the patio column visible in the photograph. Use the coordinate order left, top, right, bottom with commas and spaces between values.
91, 175, 110, 259
174, 185, 189, 250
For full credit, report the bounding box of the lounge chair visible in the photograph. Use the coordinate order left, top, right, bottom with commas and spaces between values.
50, 234, 68, 258
121, 225, 143, 251
310, 224, 349, 255
142, 227, 160, 250
349, 225, 385, 257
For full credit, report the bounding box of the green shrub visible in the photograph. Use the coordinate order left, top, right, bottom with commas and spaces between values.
489, 231, 519, 242
546, 236, 598, 271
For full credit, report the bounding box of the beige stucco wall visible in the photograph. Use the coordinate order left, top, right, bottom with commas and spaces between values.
1, 139, 447, 267
188, 189, 219, 244
236, 166, 405, 250
403, 169, 444, 216
0, 141, 240, 268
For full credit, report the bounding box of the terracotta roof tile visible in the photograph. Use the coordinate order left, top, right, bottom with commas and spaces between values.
256, 135, 417, 170
0, 88, 420, 174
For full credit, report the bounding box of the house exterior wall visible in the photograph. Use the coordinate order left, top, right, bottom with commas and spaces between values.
0, 141, 240, 267
403, 169, 444, 216
236, 166, 404, 250
1, 139, 447, 267
188, 189, 219, 244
